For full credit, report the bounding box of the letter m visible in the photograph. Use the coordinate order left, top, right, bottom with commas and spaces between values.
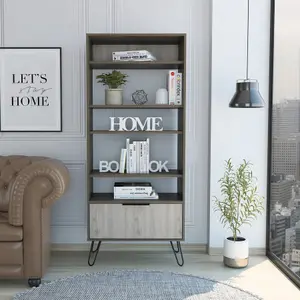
135, 117, 151, 131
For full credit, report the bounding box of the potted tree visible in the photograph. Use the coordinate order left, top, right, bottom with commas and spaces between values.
213, 158, 264, 268
96, 70, 128, 105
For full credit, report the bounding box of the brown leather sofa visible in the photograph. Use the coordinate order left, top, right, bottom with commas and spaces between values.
0, 155, 70, 287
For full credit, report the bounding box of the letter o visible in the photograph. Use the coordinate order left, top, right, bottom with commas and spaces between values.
149, 160, 160, 173
123, 117, 136, 131
21, 97, 30, 106
108, 161, 119, 173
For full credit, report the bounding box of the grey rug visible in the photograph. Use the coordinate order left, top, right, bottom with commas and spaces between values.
13, 269, 262, 300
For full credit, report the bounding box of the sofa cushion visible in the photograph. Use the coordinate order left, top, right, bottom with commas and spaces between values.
0, 242, 23, 265
0, 213, 23, 241
0, 156, 46, 212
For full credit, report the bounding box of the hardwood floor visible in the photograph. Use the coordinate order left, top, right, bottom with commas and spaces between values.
1, 250, 300, 300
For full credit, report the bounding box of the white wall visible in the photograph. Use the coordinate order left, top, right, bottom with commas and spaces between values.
209, 0, 270, 251
0, 0, 211, 244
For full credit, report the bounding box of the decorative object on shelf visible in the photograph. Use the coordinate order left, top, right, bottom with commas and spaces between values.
99, 160, 169, 173
100, 137, 169, 174
155, 88, 168, 104
229, 0, 264, 108
112, 50, 156, 61
213, 158, 264, 268
109, 116, 163, 131
131, 89, 148, 105
0, 47, 62, 132
96, 70, 128, 105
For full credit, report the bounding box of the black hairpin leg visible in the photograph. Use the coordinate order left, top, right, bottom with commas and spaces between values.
88, 241, 101, 266
170, 241, 184, 266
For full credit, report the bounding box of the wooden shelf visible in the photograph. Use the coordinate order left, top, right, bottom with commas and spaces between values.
86, 33, 186, 243
88, 33, 185, 45
90, 60, 184, 70
89, 193, 183, 204
90, 169, 183, 178
89, 105, 183, 109
90, 130, 183, 135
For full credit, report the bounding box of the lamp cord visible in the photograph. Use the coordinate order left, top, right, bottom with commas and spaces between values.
246, 0, 250, 80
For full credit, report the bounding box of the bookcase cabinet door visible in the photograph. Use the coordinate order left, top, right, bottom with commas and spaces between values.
89, 203, 182, 239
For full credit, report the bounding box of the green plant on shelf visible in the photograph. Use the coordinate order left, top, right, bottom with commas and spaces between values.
96, 70, 128, 89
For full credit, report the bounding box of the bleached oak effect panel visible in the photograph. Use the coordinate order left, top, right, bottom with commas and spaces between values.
90, 203, 182, 239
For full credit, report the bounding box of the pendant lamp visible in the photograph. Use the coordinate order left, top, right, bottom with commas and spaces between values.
229, 0, 264, 108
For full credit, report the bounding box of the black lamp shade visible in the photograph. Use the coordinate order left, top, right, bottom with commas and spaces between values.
229, 80, 264, 108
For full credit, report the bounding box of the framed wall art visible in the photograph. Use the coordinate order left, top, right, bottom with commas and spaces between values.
0, 47, 62, 132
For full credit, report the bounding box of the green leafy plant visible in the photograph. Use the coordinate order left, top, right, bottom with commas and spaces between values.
213, 158, 264, 241
96, 70, 128, 89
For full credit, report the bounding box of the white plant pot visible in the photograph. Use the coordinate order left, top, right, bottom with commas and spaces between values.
223, 236, 249, 268
105, 89, 123, 105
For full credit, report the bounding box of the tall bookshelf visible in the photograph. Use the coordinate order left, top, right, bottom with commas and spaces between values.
86, 33, 186, 266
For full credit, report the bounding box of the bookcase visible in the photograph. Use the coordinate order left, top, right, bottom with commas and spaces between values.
86, 33, 186, 266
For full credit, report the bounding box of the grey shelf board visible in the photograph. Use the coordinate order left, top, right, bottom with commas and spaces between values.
90, 169, 183, 178
89, 60, 184, 69
90, 130, 183, 134
89, 105, 183, 109
89, 193, 183, 204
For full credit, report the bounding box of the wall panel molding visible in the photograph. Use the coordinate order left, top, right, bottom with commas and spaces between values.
0, 0, 4, 46
51, 163, 87, 226
0, 0, 86, 140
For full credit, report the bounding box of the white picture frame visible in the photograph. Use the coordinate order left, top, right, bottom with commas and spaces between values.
0, 47, 62, 132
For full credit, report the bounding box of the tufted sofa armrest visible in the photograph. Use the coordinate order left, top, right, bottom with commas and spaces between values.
8, 158, 70, 226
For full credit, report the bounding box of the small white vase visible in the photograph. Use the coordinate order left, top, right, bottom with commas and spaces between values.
105, 89, 123, 105
155, 88, 168, 104
223, 236, 249, 268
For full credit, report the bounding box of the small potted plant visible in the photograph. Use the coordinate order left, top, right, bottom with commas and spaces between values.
96, 70, 128, 105
213, 158, 264, 268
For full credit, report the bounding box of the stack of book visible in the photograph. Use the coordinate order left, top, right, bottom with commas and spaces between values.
119, 138, 150, 174
112, 50, 156, 61
114, 182, 159, 199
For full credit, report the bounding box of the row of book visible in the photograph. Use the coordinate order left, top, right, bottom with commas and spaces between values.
119, 138, 150, 173
114, 182, 159, 199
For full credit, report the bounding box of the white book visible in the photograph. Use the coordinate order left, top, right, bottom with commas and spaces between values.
175, 72, 182, 105
142, 141, 147, 174
119, 148, 127, 173
168, 70, 177, 105
132, 141, 137, 173
113, 50, 153, 55
146, 138, 150, 173
139, 142, 144, 173
125, 138, 130, 173
129, 143, 134, 173
114, 187, 153, 195
114, 190, 159, 200
136, 141, 140, 173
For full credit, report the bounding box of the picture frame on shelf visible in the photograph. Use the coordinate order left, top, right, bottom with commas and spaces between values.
0, 47, 62, 132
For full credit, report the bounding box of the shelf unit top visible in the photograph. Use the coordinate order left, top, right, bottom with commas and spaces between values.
87, 33, 186, 45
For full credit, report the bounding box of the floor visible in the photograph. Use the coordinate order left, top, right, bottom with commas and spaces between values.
1, 251, 300, 300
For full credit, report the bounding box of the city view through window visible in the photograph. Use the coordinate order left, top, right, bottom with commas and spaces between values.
270, 0, 300, 279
